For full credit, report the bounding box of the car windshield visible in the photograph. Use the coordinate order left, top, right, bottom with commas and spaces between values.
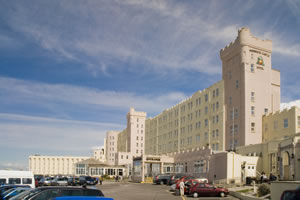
10, 189, 33, 200
2, 188, 15, 196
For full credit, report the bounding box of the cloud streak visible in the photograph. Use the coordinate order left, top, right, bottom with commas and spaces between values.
0, 76, 188, 118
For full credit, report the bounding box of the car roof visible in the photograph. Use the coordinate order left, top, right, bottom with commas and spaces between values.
53, 197, 113, 200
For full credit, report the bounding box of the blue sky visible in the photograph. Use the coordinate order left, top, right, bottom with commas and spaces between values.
0, 0, 300, 170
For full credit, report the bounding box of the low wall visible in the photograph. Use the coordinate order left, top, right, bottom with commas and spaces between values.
270, 181, 300, 200
229, 191, 264, 200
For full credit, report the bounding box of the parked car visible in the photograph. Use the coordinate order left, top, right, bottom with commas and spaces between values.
153, 175, 172, 185
39, 177, 55, 186
174, 178, 205, 195
188, 183, 229, 198
9, 189, 33, 200
67, 177, 80, 186
168, 174, 184, 185
52, 177, 68, 186
79, 177, 97, 186
280, 188, 300, 200
52, 197, 113, 200
11, 186, 104, 200
0, 185, 31, 199
1, 187, 31, 200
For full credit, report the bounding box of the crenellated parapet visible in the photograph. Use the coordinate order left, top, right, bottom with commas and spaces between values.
220, 27, 272, 60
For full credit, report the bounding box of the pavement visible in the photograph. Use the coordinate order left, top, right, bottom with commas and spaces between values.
97, 181, 240, 200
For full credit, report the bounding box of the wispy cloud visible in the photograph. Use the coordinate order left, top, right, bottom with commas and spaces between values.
0, 0, 244, 76
0, 76, 188, 117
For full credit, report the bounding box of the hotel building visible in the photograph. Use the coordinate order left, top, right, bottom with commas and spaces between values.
145, 80, 225, 154
221, 28, 280, 150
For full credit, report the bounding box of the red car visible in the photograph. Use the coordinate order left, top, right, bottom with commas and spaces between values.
174, 178, 201, 195
189, 183, 229, 198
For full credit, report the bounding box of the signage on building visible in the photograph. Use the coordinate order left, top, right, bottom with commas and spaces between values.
146, 157, 160, 161
249, 49, 270, 57
256, 56, 265, 66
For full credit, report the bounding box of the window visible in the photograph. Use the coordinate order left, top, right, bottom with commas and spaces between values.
205, 119, 208, 127
213, 90, 215, 98
236, 80, 239, 88
230, 125, 234, 135
136, 143, 139, 147
188, 136, 192, 145
251, 106, 255, 116
230, 110, 234, 120
194, 160, 206, 173
196, 134, 200, 142
251, 92, 255, 102
136, 136, 139, 140
33, 189, 60, 200
274, 120, 278, 130
205, 132, 208, 139
264, 123, 268, 132
136, 150, 139, 153
251, 64, 254, 72
22, 178, 32, 184
9, 178, 21, 184
216, 88, 219, 96
228, 71, 232, 79
216, 102, 219, 110
251, 122, 255, 132
137, 124, 139, 128
298, 116, 300, 127
234, 109, 238, 119
229, 96, 232, 105
284, 118, 288, 128
216, 115, 219, 123
205, 106, 208, 114
264, 108, 268, 114
234, 124, 238, 134
215, 143, 219, 151
0, 179, 6, 184
205, 94, 208, 102
216, 129, 219, 137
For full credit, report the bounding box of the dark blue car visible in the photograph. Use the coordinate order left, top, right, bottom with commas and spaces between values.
52, 197, 114, 200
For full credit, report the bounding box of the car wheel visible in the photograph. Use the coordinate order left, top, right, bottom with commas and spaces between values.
193, 192, 199, 198
160, 181, 164, 185
220, 192, 225, 197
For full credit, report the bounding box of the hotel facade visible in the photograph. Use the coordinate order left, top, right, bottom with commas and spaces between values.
29, 28, 300, 183
111, 27, 299, 183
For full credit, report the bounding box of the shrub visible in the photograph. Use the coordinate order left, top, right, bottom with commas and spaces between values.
258, 183, 270, 197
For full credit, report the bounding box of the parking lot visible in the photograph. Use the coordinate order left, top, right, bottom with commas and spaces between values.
97, 181, 239, 200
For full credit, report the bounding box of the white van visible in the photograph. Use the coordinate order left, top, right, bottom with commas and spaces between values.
0, 170, 35, 188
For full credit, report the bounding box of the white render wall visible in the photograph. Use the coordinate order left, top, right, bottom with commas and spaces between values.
93, 146, 106, 162
29, 155, 90, 175
106, 131, 119, 165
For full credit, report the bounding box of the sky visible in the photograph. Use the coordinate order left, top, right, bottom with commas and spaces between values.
0, 0, 300, 170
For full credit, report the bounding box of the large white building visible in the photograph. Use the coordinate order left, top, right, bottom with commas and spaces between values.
105, 108, 146, 175
107, 27, 300, 183
29, 155, 90, 175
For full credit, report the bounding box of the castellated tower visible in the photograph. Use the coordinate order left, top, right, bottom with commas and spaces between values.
220, 27, 280, 150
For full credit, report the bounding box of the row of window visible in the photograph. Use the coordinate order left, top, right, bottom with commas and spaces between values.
158, 114, 221, 133
264, 118, 292, 131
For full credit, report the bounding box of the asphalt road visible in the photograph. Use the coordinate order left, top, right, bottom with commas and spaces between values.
96, 181, 240, 200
